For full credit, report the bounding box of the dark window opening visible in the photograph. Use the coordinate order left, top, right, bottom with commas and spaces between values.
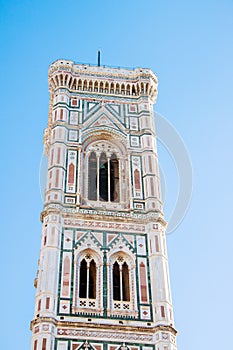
122, 262, 130, 301
110, 154, 119, 202
113, 261, 120, 300
113, 260, 130, 301
79, 259, 87, 298
99, 153, 108, 201
88, 151, 119, 203
79, 258, 96, 299
88, 152, 97, 200
89, 259, 96, 298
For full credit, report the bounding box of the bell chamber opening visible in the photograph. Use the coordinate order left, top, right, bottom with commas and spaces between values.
85, 140, 123, 205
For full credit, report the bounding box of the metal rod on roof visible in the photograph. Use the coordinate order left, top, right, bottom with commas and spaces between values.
98, 50, 101, 66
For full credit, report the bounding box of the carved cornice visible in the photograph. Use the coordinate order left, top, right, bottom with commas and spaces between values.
30, 316, 177, 336
40, 205, 166, 227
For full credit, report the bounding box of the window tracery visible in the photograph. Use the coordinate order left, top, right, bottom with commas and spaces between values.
84, 141, 123, 207
108, 252, 138, 318
73, 249, 102, 315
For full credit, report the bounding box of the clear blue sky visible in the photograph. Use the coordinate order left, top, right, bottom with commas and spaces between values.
0, 1, 232, 349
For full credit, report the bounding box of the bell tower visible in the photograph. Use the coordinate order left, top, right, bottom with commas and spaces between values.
30, 59, 178, 350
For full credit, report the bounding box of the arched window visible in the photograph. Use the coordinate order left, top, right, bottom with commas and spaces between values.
64, 75, 68, 86
78, 79, 82, 90
110, 82, 114, 93
105, 82, 109, 93
88, 152, 97, 200
88, 150, 120, 202
94, 81, 98, 92
110, 154, 119, 202
79, 258, 96, 299
109, 252, 138, 317
79, 259, 87, 298
99, 152, 108, 201
99, 81, 104, 92
113, 261, 120, 300
122, 262, 130, 301
89, 81, 93, 91
112, 260, 130, 302
132, 84, 136, 95
83, 80, 87, 91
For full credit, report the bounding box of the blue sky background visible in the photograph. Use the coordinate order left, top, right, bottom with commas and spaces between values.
0, 1, 232, 349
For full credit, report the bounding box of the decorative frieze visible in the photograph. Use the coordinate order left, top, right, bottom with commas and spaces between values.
57, 328, 153, 343
63, 218, 145, 233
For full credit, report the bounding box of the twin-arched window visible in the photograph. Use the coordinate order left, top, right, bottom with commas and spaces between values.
113, 261, 130, 301
76, 251, 132, 315
79, 258, 96, 299
88, 152, 119, 202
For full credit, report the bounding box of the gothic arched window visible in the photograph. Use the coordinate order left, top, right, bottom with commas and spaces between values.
109, 252, 137, 317
88, 150, 120, 202
110, 154, 119, 202
99, 152, 108, 201
88, 152, 97, 201
112, 260, 130, 302
79, 258, 96, 299
113, 261, 120, 300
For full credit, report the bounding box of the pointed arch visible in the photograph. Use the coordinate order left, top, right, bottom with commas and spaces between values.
113, 261, 120, 300
79, 259, 87, 298
50, 78, 56, 89
67, 75, 72, 88
89, 80, 93, 91
141, 82, 144, 93
60, 74, 64, 86
94, 81, 98, 92
64, 74, 68, 86
55, 75, 59, 87
99, 152, 108, 201
72, 78, 77, 90
105, 81, 109, 93
110, 82, 114, 93
83, 80, 87, 91
78, 257, 97, 299
73, 248, 102, 315
88, 152, 97, 200
116, 83, 120, 94
132, 84, 136, 95
108, 249, 137, 317
126, 84, 130, 95
122, 261, 130, 301
99, 81, 104, 92
110, 153, 119, 202
78, 79, 82, 90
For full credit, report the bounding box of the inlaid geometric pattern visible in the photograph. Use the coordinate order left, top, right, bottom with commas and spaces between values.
30, 59, 177, 350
